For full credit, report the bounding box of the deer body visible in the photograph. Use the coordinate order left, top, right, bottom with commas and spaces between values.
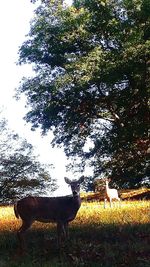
14, 176, 84, 252
104, 179, 120, 208
14, 195, 80, 223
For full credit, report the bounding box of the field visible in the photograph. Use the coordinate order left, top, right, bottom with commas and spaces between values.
0, 200, 149, 267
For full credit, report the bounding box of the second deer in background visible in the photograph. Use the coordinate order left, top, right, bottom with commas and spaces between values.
104, 179, 121, 208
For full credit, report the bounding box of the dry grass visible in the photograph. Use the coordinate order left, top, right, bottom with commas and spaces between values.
0, 200, 149, 267
1, 200, 149, 231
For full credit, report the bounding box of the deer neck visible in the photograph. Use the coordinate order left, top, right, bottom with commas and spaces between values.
72, 194, 81, 209
105, 182, 110, 193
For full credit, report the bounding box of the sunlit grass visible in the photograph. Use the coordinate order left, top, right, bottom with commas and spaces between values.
0, 200, 149, 231
76, 200, 150, 225
0, 200, 149, 267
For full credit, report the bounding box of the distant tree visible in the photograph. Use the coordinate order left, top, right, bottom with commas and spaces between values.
79, 175, 95, 192
17, 0, 149, 188
0, 117, 57, 203
94, 179, 105, 193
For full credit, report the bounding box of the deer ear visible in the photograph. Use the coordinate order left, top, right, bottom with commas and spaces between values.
79, 176, 84, 183
64, 177, 71, 184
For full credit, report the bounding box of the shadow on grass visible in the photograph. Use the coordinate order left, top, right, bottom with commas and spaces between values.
0, 223, 149, 267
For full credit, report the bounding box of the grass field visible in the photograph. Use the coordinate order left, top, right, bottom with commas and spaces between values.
0, 200, 149, 267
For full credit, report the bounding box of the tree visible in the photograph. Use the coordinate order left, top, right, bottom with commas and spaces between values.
17, 0, 149, 188
0, 117, 57, 203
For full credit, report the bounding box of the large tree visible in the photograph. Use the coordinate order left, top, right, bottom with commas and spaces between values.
0, 117, 57, 203
17, 0, 149, 188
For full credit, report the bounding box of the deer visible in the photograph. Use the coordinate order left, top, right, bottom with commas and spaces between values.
14, 176, 84, 253
104, 178, 121, 208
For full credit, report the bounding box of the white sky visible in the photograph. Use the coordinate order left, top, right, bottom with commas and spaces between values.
0, 0, 74, 196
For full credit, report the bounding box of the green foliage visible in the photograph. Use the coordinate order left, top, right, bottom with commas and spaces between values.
0, 117, 57, 203
17, 0, 149, 188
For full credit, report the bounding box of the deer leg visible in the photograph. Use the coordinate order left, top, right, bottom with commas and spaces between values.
63, 222, 69, 240
17, 220, 32, 253
57, 222, 69, 248
109, 198, 112, 208
118, 197, 121, 207
104, 198, 107, 209
57, 222, 64, 248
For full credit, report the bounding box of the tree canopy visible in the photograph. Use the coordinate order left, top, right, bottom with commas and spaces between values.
17, 0, 150, 188
0, 117, 57, 203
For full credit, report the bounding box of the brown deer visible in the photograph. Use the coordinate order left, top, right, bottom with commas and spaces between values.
104, 178, 121, 208
14, 176, 84, 252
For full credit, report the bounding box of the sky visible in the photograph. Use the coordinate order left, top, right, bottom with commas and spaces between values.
0, 0, 74, 196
